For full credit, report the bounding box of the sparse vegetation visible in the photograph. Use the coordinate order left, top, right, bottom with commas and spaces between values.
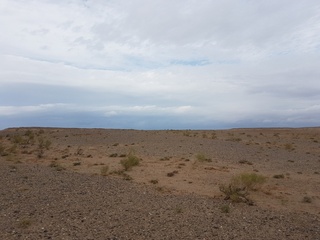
273, 174, 285, 179
226, 138, 242, 142
0, 143, 6, 156
302, 196, 312, 203
17, 219, 32, 229
211, 132, 217, 139
49, 162, 65, 171
150, 179, 159, 184
110, 169, 133, 181
120, 151, 140, 171
100, 166, 109, 176
174, 206, 183, 214
232, 173, 266, 191
220, 204, 230, 213
238, 160, 253, 165
7, 143, 17, 154
284, 143, 295, 151
75, 147, 84, 155
183, 131, 191, 137
219, 183, 249, 203
220, 173, 266, 204
195, 153, 212, 162
38, 138, 51, 150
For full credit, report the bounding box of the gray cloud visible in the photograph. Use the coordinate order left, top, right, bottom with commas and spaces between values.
0, 0, 320, 129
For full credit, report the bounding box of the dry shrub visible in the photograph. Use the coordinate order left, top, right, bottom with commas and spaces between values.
100, 166, 109, 176
220, 173, 266, 204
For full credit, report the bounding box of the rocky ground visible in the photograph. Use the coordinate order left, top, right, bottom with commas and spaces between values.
0, 127, 319, 239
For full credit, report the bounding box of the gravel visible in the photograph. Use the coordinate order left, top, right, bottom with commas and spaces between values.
1, 159, 319, 240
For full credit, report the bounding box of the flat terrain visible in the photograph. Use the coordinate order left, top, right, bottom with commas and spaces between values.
0, 127, 319, 239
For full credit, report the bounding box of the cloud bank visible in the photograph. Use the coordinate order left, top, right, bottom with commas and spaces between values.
1, 0, 320, 129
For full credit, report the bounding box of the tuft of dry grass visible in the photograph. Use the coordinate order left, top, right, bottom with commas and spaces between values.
49, 162, 65, 171
273, 174, 285, 179
302, 196, 312, 203
195, 153, 212, 162
100, 166, 109, 176
17, 219, 32, 229
232, 173, 267, 191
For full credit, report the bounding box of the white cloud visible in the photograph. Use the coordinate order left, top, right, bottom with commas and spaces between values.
0, 0, 320, 129
0, 103, 69, 116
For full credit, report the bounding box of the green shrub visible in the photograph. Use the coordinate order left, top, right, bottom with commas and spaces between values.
120, 152, 140, 171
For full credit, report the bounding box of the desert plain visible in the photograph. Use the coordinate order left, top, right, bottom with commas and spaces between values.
0, 127, 319, 239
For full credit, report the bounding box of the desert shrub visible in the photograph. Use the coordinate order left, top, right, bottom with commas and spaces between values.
302, 196, 312, 203
120, 152, 140, 171
37, 149, 44, 159
183, 131, 191, 137
24, 130, 35, 143
150, 179, 159, 184
75, 147, 84, 155
232, 173, 266, 191
49, 162, 65, 171
273, 174, 285, 179
284, 143, 295, 151
12, 135, 23, 144
211, 132, 217, 139
220, 204, 230, 213
100, 166, 109, 176
122, 173, 133, 181
38, 138, 51, 150
18, 219, 32, 229
196, 153, 212, 162
219, 184, 249, 203
175, 206, 183, 214
0, 143, 6, 156
8, 144, 17, 154
38, 129, 45, 135
110, 169, 132, 180
238, 160, 253, 165
220, 173, 266, 204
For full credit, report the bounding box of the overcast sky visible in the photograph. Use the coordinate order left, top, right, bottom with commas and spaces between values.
1, 0, 320, 130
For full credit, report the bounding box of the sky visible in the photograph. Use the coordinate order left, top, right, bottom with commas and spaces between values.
1, 0, 320, 130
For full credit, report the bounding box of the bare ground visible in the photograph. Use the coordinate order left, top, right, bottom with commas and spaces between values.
0, 127, 319, 239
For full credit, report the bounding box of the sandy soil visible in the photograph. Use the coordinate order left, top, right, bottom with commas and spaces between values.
0, 127, 319, 239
